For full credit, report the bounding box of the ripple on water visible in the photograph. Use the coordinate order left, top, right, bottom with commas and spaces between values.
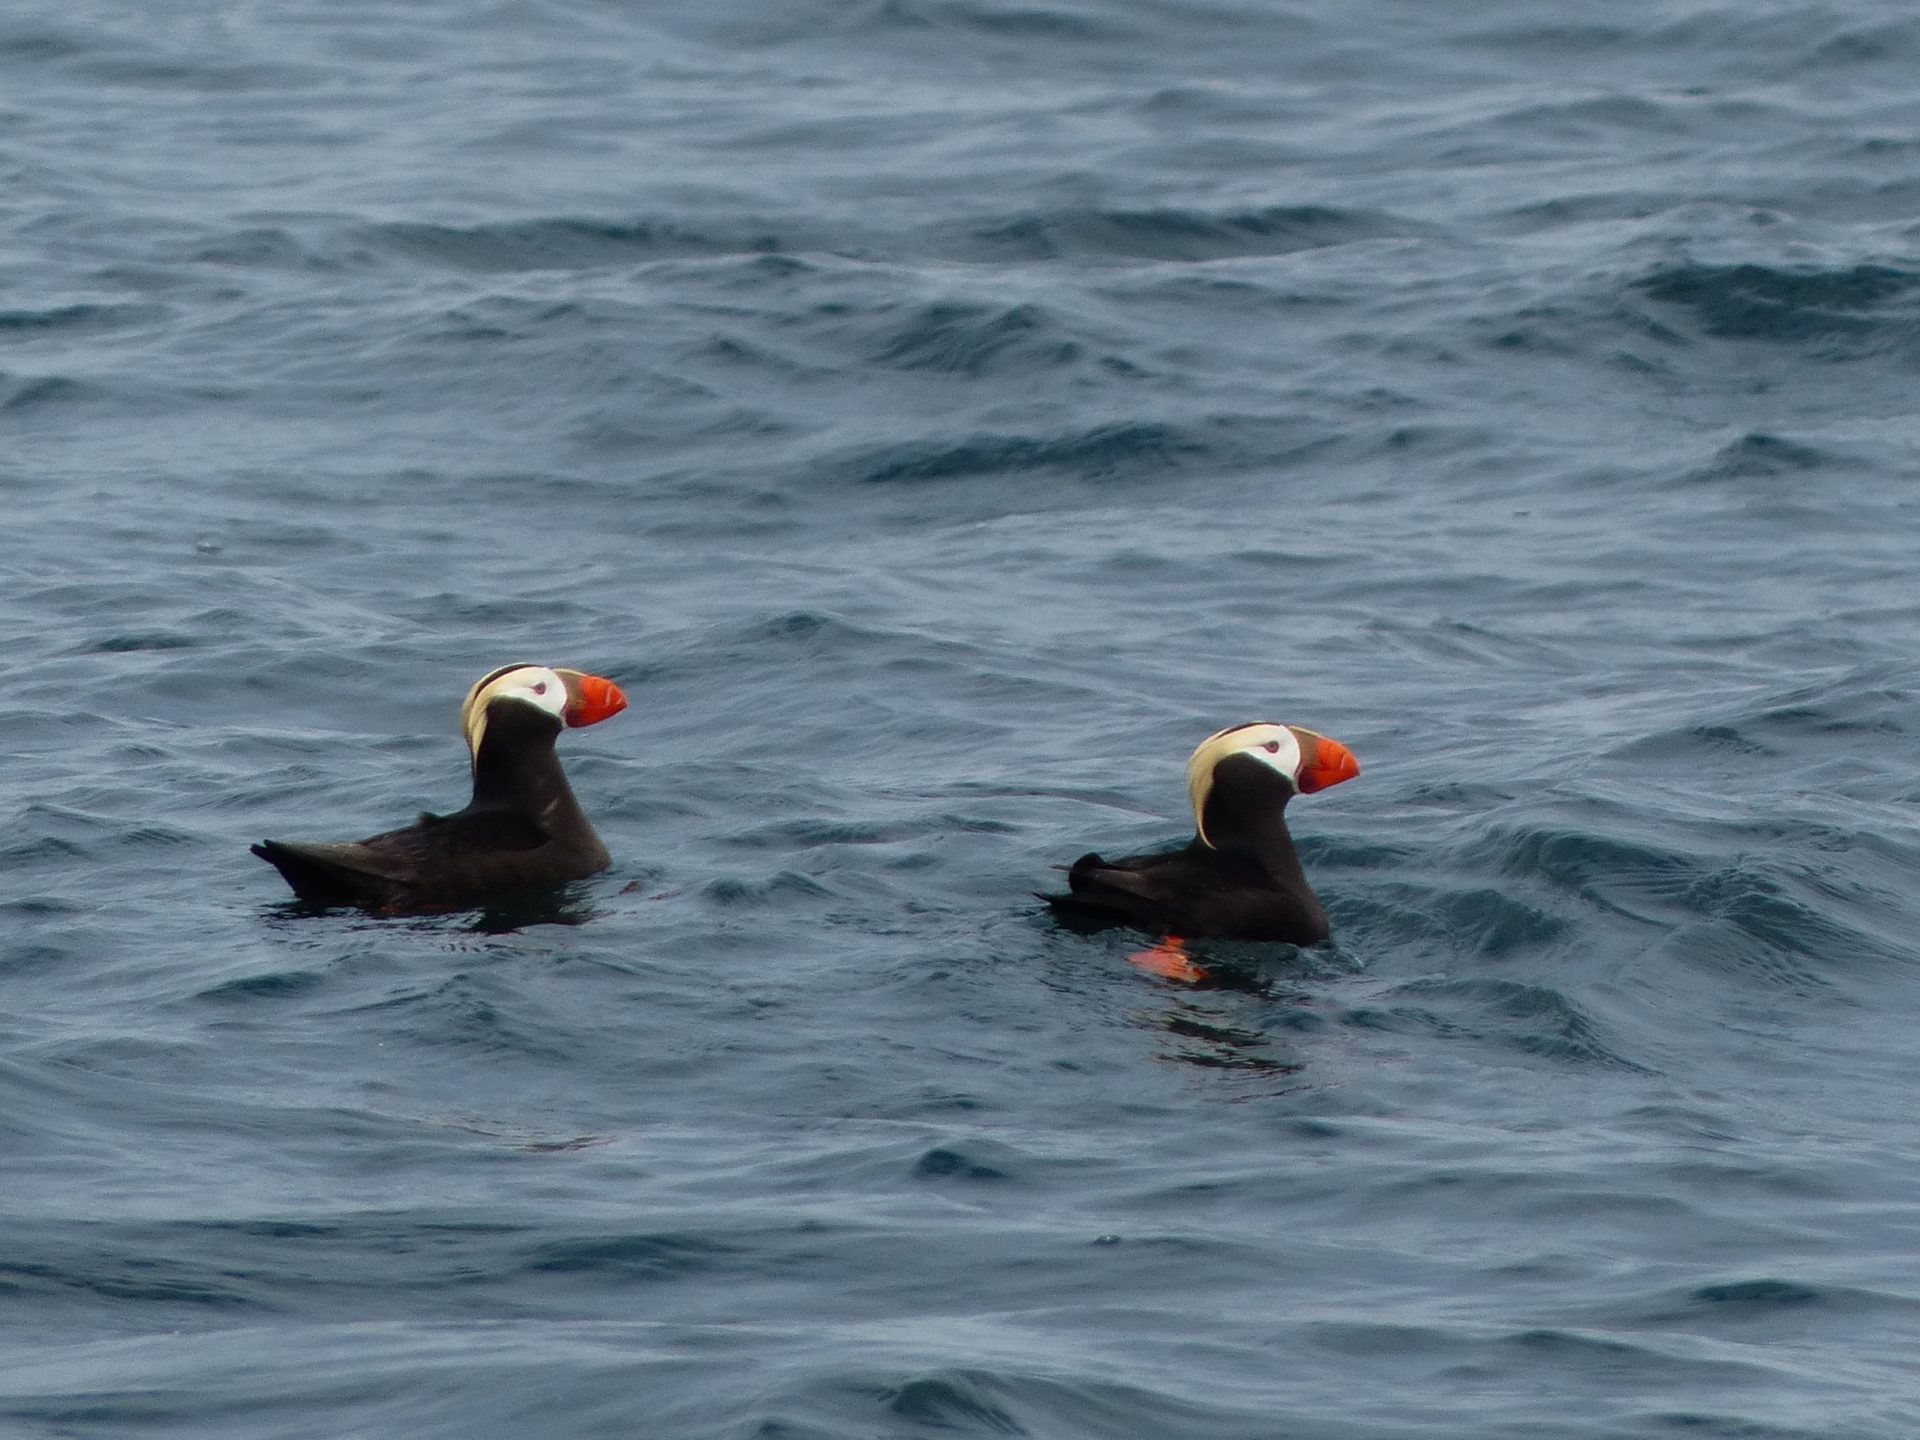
838, 420, 1210, 487
365, 218, 812, 273
1682, 431, 1849, 483
859, 299, 1088, 377
522, 1232, 742, 1281
1468, 818, 1701, 902
1610, 1275, 1920, 1333
960, 203, 1417, 264
1340, 976, 1646, 1070
1641, 860, 1905, 994
1338, 882, 1574, 960
0, 370, 88, 412
788, 1362, 1310, 1440
1634, 259, 1920, 349
700, 871, 837, 908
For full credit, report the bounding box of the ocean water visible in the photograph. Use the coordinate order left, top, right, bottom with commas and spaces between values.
6, 0, 1920, 1434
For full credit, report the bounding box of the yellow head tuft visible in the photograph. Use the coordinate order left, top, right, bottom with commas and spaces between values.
1185, 723, 1302, 847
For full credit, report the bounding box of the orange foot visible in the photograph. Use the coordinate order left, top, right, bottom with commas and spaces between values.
1128, 936, 1206, 984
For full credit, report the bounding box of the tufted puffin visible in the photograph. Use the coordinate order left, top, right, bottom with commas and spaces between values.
1041, 722, 1359, 943
253, 664, 628, 912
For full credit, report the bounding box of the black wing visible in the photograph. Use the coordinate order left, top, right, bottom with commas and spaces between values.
1039, 848, 1203, 934
253, 808, 550, 908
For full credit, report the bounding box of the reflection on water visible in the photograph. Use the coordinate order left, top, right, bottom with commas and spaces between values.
260, 885, 599, 934
1152, 1002, 1307, 1080
1119, 936, 1326, 1081
468, 889, 599, 934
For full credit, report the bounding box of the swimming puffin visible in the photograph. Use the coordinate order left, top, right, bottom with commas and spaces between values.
252, 663, 628, 911
1041, 722, 1359, 943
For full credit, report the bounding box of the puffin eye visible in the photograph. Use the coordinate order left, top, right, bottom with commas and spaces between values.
533, 682, 548, 696
1263, 740, 1280, 754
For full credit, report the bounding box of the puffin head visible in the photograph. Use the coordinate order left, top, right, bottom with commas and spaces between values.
1184, 722, 1359, 848
460, 664, 628, 764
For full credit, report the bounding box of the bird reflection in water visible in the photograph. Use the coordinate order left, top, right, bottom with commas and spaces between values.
1155, 1007, 1304, 1079
1125, 936, 1313, 1081
265, 885, 596, 933
468, 889, 597, 933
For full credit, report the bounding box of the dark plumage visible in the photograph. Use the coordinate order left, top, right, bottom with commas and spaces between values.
1041, 722, 1359, 944
253, 664, 627, 912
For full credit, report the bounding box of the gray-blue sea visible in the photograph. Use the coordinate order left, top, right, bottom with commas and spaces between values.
7, 1, 1920, 1435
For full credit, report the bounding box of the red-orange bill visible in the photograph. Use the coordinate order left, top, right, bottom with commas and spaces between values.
1296, 733, 1359, 794
566, 673, 628, 728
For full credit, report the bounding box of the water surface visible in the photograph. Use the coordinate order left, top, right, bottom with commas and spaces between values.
6, 0, 1920, 1435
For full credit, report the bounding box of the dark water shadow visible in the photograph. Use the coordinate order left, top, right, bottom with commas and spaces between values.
258, 885, 600, 935
1037, 909, 1343, 1086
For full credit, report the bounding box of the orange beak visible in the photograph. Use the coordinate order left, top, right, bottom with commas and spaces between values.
1296, 733, 1360, 794
564, 673, 628, 728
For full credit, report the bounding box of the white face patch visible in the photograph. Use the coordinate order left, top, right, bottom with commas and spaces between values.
1185, 723, 1304, 846
460, 664, 570, 762
1239, 724, 1304, 785
483, 666, 570, 721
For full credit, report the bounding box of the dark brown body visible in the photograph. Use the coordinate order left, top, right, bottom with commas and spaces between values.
253, 697, 610, 912
1041, 752, 1329, 944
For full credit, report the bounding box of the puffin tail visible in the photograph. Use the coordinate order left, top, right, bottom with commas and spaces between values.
1037, 852, 1182, 935
252, 839, 392, 907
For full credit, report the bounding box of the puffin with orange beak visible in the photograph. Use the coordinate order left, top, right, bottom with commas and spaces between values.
253, 664, 628, 911
1041, 722, 1360, 943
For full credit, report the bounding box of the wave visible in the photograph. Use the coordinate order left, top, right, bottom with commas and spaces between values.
838, 421, 1208, 486
365, 218, 810, 273
958, 203, 1415, 264
1340, 976, 1646, 1070
1681, 431, 1852, 483
1634, 260, 1920, 350
215, 203, 1418, 282
860, 299, 1085, 377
